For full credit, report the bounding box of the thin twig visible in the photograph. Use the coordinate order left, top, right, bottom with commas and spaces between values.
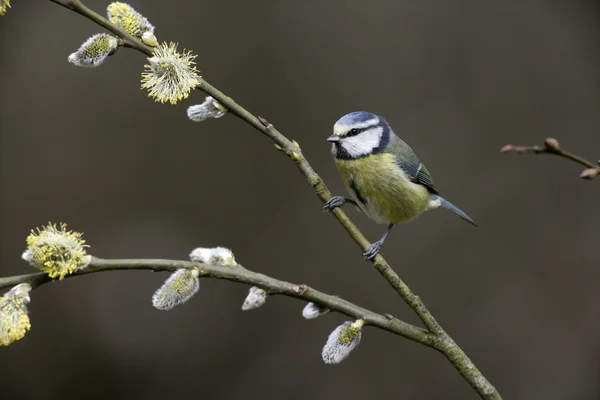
28, 1, 503, 398
501, 137, 599, 180
0, 257, 432, 346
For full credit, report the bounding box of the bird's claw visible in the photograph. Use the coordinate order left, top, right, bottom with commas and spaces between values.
323, 196, 347, 212
363, 241, 382, 261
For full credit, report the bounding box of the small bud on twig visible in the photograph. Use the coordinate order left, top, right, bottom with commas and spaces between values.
302, 302, 330, 320
257, 116, 271, 127
580, 168, 599, 180
241, 286, 267, 311
543, 137, 561, 152
514, 146, 527, 153
187, 96, 227, 122
142, 31, 159, 47
189, 247, 236, 266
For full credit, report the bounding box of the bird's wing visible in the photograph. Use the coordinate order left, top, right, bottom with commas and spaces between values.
411, 163, 439, 195
388, 136, 439, 195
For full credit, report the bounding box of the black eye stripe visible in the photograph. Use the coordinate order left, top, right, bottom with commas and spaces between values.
346, 123, 381, 137
346, 128, 364, 137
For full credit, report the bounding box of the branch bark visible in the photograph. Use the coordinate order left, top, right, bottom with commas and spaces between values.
18, 1, 504, 398
0, 257, 432, 345
501, 137, 599, 180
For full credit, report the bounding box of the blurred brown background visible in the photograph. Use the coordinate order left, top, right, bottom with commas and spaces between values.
2, 1, 600, 399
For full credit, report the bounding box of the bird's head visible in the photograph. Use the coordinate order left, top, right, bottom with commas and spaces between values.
329, 111, 391, 159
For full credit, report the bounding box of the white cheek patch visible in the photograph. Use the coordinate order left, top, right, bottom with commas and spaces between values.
333, 118, 380, 135
341, 126, 383, 158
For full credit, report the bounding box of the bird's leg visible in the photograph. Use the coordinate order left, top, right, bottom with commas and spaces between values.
322, 196, 358, 212
363, 224, 394, 261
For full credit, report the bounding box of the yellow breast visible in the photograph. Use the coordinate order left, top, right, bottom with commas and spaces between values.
334, 154, 431, 224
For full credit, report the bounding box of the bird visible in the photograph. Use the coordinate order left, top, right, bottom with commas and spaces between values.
323, 111, 477, 261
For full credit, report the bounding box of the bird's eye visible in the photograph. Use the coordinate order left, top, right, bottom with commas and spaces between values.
348, 128, 360, 136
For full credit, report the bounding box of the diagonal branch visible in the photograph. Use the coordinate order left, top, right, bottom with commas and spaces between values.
0, 257, 432, 346
501, 137, 599, 180
39, 1, 502, 398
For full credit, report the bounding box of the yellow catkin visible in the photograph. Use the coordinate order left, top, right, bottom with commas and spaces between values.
0, 284, 32, 346
25, 223, 88, 280
107, 2, 154, 39
0, 0, 11, 16
141, 42, 200, 104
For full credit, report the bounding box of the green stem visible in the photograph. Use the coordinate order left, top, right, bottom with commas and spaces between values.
0, 257, 432, 346
555, 149, 599, 170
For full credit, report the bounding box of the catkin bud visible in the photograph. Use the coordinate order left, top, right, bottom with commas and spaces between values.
187, 96, 228, 122
142, 31, 159, 47
302, 302, 330, 320
241, 286, 267, 311
322, 319, 364, 364
189, 247, 236, 266
152, 269, 200, 310
0, 283, 32, 346
107, 2, 155, 40
68, 34, 119, 68
0, 0, 11, 16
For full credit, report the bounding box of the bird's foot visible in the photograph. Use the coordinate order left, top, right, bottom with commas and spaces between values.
323, 196, 348, 212
363, 241, 383, 261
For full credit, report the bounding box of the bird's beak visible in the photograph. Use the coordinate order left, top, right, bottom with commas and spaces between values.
327, 135, 340, 143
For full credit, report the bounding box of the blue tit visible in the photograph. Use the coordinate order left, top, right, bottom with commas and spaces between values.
324, 111, 477, 261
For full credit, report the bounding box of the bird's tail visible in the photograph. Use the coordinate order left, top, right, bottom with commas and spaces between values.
431, 195, 478, 227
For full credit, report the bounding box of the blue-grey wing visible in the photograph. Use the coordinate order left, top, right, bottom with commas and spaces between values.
388, 135, 439, 195
396, 160, 439, 195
